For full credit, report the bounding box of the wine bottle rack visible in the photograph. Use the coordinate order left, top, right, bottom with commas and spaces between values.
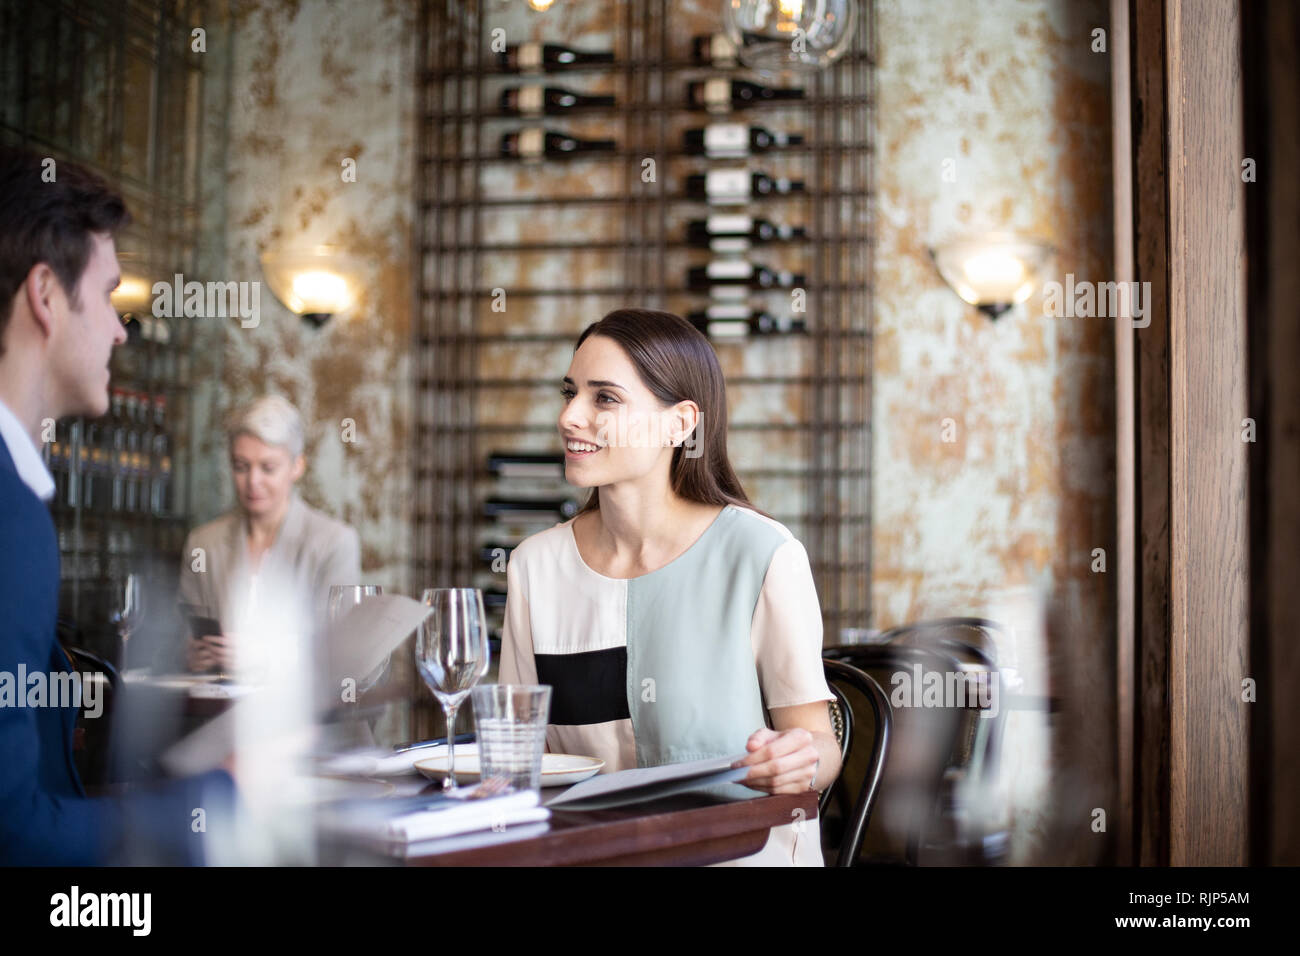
413, 0, 874, 647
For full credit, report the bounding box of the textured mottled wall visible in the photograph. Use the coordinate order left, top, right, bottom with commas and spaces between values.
193, 0, 416, 597
873, 0, 1115, 862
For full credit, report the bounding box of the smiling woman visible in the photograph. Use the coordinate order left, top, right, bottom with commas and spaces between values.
501, 308, 843, 867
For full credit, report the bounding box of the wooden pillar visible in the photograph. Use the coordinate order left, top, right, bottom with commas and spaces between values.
1114, 0, 1250, 866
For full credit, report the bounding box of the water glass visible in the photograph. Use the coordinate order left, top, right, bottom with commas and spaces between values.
470, 684, 552, 794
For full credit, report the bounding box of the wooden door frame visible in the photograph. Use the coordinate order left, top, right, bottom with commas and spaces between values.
1112, 0, 1251, 867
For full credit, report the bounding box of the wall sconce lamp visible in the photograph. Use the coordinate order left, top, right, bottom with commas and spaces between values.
260, 246, 358, 328
929, 234, 1054, 320
111, 252, 156, 340
111, 274, 154, 316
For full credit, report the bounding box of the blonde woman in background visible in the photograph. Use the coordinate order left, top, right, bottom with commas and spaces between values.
179, 394, 360, 675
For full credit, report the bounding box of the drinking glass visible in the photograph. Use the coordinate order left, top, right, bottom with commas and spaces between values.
470, 684, 552, 794
327, 585, 387, 691
416, 588, 491, 790
109, 573, 141, 669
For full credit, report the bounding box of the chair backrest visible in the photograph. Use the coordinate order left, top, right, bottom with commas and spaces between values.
822, 677, 855, 818
824, 642, 966, 865
878, 617, 1003, 669
830, 621, 1010, 865
822, 659, 892, 867
61, 645, 120, 789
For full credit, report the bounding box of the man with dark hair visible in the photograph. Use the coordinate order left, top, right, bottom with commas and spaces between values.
0, 144, 235, 864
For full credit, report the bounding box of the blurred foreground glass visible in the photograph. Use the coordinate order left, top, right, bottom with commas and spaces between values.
417, 588, 492, 790
724, 0, 857, 75
470, 684, 552, 794
327, 585, 388, 691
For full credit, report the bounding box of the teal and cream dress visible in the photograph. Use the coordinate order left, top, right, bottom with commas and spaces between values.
499, 503, 834, 866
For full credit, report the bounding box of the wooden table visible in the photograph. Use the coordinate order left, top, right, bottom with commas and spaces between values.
326, 790, 820, 866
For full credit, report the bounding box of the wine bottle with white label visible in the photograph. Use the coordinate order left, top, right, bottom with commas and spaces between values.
687, 215, 806, 253
685, 170, 806, 204
497, 42, 615, 74
478, 541, 519, 566
500, 128, 617, 161
686, 78, 805, 112
686, 261, 806, 290
499, 86, 616, 116
692, 33, 738, 66
688, 306, 808, 338
683, 123, 803, 158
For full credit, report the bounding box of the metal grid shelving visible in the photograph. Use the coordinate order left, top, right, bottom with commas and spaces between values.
0, 0, 209, 663
413, 0, 873, 641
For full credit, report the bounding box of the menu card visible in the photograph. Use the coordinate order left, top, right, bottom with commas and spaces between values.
160, 594, 432, 775
544, 754, 760, 811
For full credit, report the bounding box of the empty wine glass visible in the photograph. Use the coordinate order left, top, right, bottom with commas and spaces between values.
416, 588, 491, 791
109, 573, 141, 669
327, 585, 387, 691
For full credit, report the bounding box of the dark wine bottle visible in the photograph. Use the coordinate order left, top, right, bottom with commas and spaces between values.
692, 33, 738, 67
688, 305, 808, 338
687, 261, 805, 290
483, 497, 579, 520
687, 215, 806, 253
686, 78, 804, 112
500, 128, 617, 161
478, 542, 518, 566
685, 170, 806, 204
683, 123, 803, 158
109, 389, 126, 512
499, 85, 616, 116
487, 451, 565, 478
150, 395, 171, 516
497, 42, 615, 74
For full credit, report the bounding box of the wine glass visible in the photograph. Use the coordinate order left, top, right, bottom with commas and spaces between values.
109, 573, 142, 670
416, 588, 491, 790
327, 585, 387, 691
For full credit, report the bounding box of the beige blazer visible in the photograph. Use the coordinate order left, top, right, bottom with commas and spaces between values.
178, 493, 361, 645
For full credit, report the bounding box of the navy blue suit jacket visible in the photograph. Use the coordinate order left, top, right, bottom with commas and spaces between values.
0, 432, 234, 865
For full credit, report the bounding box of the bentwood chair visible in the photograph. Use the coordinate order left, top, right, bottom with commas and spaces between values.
827, 619, 1010, 865
60, 643, 121, 790
821, 659, 892, 867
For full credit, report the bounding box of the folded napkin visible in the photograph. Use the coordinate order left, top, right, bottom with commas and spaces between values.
325, 789, 550, 848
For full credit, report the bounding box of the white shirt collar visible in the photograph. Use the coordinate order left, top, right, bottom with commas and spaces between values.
0, 397, 56, 502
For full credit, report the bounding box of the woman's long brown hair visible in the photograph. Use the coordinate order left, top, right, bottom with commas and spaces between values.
572, 308, 760, 515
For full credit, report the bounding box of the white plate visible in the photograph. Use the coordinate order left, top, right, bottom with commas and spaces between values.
415, 751, 605, 788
